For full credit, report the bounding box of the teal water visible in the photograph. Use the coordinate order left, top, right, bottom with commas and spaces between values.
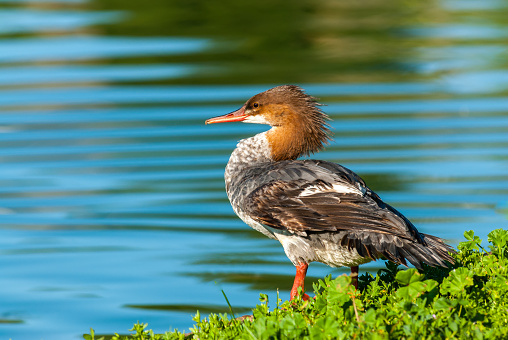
1, 0, 508, 338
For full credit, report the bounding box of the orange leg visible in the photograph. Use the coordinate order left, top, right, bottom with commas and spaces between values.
351, 265, 359, 290
290, 263, 310, 300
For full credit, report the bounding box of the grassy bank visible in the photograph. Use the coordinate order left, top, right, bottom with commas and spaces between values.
85, 229, 508, 339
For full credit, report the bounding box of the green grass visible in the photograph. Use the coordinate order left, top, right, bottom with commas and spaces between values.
85, 229, 508, 339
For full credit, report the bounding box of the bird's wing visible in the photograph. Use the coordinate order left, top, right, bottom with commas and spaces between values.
242, 160, 456, 268
243, 160, 419, 240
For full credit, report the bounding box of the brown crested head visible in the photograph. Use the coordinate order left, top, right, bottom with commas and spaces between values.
205, 85, 333, 161
247, 85, 332, 161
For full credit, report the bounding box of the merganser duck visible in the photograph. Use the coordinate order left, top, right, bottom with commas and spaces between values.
205, 85, 454, 300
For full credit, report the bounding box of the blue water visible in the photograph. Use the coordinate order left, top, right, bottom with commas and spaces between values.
1, 0, 508, 339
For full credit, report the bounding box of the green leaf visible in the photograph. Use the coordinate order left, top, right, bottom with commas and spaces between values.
83, 328, 94, 340
440, 267, 474, 295
326, 275, 354, 306
423, 279, 439, 292
434, 297, 454, 310
363, 308, 377, 325
464, 230, 475, 241
488, 229, 508, 256
395, 268, 424, 285
396, 281, 426, 300
459, 230, 482, 252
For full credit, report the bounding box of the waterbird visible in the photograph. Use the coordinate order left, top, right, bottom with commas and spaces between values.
205, 85, 455, 300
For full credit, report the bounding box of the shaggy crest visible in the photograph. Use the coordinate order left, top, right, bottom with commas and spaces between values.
254, 85, 333, 161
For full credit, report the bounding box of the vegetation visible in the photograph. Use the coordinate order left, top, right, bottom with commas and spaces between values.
85, 229, 508, 339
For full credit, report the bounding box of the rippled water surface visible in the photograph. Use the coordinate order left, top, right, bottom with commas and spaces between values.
1, 0, 508, 339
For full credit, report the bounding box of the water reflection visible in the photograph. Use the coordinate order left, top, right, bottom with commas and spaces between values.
0, 37, 209, 63
0, 0, 508, 339
0, 64, 196, 85
126, 303, 252, 315
0, 9, 124, 34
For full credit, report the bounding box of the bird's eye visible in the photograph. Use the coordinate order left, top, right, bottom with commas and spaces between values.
253, 102, 259, 108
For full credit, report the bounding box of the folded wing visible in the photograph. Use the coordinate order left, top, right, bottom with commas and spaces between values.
243, 160, 454, 268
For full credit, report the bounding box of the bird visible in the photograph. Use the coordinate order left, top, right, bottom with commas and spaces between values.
205, 85, 455, 300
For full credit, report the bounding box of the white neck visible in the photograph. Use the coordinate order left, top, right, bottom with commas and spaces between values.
225, 132, 272, 189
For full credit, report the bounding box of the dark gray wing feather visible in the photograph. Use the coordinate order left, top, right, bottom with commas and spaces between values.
235, 160, 455, 268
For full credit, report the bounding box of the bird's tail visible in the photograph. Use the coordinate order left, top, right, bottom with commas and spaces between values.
337, 230, 456, 270
395, 233, 455, 270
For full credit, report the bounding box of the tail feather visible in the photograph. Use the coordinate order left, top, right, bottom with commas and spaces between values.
340, 230, 455, 269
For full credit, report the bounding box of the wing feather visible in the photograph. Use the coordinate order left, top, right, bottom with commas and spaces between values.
239, 160, 454, 267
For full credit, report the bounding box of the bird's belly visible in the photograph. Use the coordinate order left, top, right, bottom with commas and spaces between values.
312, 235, 372, 267
275, 233, 372, 267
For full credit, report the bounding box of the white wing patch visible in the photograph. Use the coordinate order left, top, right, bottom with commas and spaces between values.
299, 182, 364, 197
